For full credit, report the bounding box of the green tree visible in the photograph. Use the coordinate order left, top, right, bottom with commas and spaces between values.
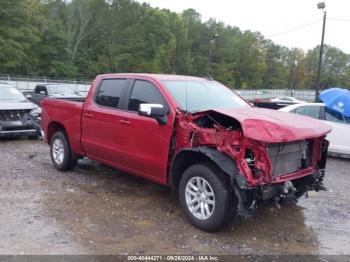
0, 0, 43, 74
305, 45, 350, 89
1, 0, 350, 89
261, 41, 289, 89
35, 0, 77, 77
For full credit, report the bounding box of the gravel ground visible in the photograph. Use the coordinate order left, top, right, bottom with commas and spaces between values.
0, 139, 349, 255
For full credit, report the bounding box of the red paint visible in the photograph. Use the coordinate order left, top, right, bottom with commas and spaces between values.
214, 108, 331, 143
41, 74, 331, 187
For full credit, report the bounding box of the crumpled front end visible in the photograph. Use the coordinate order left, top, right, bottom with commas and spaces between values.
172, 109, 330, 217
233, 137, 329, 216
0, 110, 38, 137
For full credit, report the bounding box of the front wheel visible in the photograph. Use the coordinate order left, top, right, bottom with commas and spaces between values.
50, 131, 77, 171
178, 163, 236, 232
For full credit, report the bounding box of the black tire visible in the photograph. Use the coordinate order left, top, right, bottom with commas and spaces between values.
50, 131, 77, 171
178, 163, 236, 232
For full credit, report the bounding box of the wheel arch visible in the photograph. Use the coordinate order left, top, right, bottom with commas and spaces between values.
47, 121, 67, 144
169, 146, 239, 188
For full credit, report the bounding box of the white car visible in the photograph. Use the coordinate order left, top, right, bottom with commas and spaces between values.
280, 103, 350, 158
271, 96, 307, 104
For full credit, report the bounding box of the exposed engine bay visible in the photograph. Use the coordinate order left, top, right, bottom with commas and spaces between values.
171, 109, 329, 217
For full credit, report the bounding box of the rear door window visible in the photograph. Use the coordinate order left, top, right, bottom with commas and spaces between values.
95, 79, 128, 109
127, 80, 167, 112
325, 107, 345, 123
295, 106, 321, 119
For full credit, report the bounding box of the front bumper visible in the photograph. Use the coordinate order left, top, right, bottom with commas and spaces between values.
0, 120, 38, 137
259, 169, 326, 200
233, 169, 326, 217
232, 138, 329, 217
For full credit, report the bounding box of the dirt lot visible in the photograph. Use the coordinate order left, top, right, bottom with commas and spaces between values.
0, 139, 350, 255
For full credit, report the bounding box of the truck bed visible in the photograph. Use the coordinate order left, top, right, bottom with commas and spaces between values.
41, 98, 84, 155
29, 94, 86, 106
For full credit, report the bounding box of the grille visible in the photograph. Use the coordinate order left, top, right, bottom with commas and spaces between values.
0, 110, 30, 122
267, 140, 311, 177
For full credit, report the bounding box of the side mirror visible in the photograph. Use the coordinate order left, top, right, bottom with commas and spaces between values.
138, 103, 167, 125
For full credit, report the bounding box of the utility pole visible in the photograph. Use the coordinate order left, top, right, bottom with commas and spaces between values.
315, 2, 327, 102
290, 49, 297, 97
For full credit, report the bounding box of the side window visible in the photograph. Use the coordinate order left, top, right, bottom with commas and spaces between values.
295, 106, 321, 119
35, 86, 47, 95
128, 80, 167, 112
325, 107, 344, 123
95, 79, 128, 108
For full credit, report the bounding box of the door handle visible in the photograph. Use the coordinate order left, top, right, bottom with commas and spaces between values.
83, 113, 93, 119
120, 119, 130, 125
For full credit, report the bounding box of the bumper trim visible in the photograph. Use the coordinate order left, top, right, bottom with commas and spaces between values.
271, 167, 317, 183
0, 129, 37, 134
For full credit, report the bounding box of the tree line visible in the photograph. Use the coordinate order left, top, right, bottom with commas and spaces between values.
1, 0, 350, 89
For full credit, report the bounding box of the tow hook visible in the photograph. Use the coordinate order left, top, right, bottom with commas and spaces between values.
277, 181, 297, 205
282, 181, 296, 194
313, 170, 327, 192
249, 200, 257, 210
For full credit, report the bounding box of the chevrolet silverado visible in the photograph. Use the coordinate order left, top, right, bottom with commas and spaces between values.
41, 74, 331, 231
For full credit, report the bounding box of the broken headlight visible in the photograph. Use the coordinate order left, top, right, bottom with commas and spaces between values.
245, 149, 255, 168
29, 107, 42, 118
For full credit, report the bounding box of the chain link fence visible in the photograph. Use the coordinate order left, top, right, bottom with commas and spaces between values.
1, 74, 317, 101
235, 89, 316, 102
0, 74, 91, 96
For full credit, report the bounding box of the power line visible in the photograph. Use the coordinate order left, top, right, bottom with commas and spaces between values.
328, 17, 350, 23
266, 19, 321, 38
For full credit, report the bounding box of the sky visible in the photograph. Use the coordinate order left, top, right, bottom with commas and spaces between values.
135, 0, 350, 54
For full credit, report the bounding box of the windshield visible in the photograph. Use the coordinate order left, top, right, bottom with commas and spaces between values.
162, 80, 249, 112
0, 87, 26, 100
48, 85, 75, 95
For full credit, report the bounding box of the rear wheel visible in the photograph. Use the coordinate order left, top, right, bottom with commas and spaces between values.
178, 163, 236, 232
50, 131, 77, 171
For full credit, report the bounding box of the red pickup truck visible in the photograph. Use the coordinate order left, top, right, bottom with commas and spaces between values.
41, 74, 331, 231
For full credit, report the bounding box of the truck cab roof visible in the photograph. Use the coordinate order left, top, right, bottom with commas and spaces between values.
96, 73, 211, 82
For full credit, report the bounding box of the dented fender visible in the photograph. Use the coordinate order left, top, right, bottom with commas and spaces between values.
169, 108, 330, 189
169, 146, 239, 184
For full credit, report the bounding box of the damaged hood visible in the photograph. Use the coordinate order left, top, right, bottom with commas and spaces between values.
214, 107, 331, 143
0, 100, 37, 110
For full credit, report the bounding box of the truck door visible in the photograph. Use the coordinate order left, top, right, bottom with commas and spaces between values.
113, 79, 175, 184
81, 78, 131, 165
